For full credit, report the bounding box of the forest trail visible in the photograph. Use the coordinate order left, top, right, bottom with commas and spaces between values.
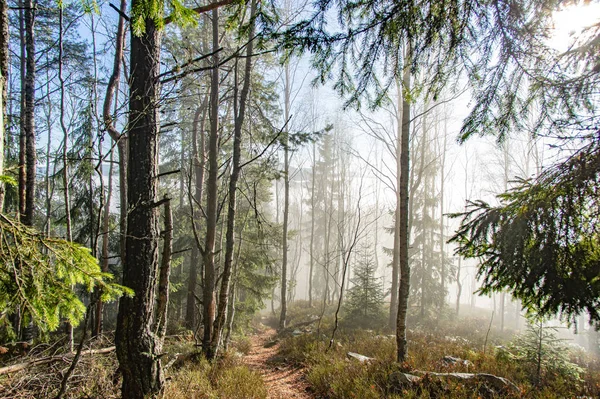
244, 326, 312, 399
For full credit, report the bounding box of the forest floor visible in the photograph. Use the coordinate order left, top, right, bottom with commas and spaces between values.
243, 326, 312, 399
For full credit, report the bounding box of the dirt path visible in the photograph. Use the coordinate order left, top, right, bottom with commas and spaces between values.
244, 327, 312, 399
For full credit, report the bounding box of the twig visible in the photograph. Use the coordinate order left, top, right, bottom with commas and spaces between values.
483, 310, 494, 356
54, 302, 93, 399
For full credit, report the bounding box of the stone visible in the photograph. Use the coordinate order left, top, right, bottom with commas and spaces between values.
390, 371, 421, 388
346, 352, 373, 363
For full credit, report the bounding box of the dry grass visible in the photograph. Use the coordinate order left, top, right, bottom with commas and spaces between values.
0, 334, 268, 399
278, 315, 600, 399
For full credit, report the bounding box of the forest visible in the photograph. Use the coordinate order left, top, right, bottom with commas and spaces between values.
1, 0, 600, 398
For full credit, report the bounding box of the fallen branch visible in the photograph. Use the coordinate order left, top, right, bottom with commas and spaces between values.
0, 346, 115, 375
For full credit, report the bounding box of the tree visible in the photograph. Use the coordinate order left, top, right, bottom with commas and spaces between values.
211, 0, 258, 356
280, 0, 600, 359
343, 245, 385, 329
115, 1, 231, 396
0, 213, 129, 338
450, 138, 600, 326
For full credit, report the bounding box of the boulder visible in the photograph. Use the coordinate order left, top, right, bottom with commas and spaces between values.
390, 371, 421, 388
346, 352, 373, 363
442, 355, 474, 367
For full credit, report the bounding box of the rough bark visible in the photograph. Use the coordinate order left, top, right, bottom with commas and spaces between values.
115, 13, 164, 398
202, 4, 220, 359
18, 2, 25, 221
23, 0, 35, 226
0, 0, 8, 209
396, 46, 412, 362
186, 102, 207, 330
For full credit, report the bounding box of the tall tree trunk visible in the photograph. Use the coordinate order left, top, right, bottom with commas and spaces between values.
58, 5, 74, 351
309, 141, 316, 307
439, 118, 447, 310
280, 59, 290, 330
420, 110, 428, 319
155, 198, 172, 339
396, 45, 412, 362
211, 0, 257, 355
95, 149, 114, 336
0, 0, 8, 209
115, 12, 164, 398
43, 58, 52, 236
23, 0, 35, 226
18, 2, 25, 222
389, 82, 402, 330
102, 0, 128, 268
202, 4, 220, 358
187, 101, 207, 330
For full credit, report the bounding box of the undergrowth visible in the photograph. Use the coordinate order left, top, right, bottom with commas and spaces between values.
278, 312, 600, 399
0, 334, 267, 399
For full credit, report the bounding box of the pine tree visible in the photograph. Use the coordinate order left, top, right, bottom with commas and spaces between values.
343, 247, 385, 329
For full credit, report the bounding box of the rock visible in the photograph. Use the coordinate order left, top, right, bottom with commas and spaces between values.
346, 352, 373, 363
475, 373, 519, 393
442, 355, 474, 367
292, 329, 303, 336
414, 372, 519, 395
263, 339, 279, 348
390, 371, 421, 388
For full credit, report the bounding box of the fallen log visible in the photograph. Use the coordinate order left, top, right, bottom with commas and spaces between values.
0, 346, 116, 375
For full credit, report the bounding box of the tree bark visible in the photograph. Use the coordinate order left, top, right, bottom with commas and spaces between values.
186, 101, 207, 330
18, 2, 25, 222
155, 198, 172, 339
279, 57, 290, 330
102, 0, 128, 268
58, 5, 74, 351
115, 12, 164, 398
0, 0, 8, 209
95, 149, 114, 336
202, 4, 220, 359
211, 0, 257, 355
389, 82, 402, 330
23, 0, 35, 226
396, 45, 412, 362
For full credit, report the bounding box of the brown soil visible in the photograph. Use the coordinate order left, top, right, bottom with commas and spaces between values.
244, 327, 312, 399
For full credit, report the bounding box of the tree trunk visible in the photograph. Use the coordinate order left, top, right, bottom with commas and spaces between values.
439, 119, 447, 310
23, 0, 35, 226
396, 45, 412, 362
202, 5, 220, 359
389, 81, 402, 330
95, 149, 114, 336
211, 0, 257, 355
280, 58, 290, 330
58, 5, 74, 351
0, 0, 8, 209
115, 13, 164, 398
309, 141, 316, 307
18, 2, 25, 222
155, 198, 172, 339
187, 101, 207, 330
102, 0, 128, 268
